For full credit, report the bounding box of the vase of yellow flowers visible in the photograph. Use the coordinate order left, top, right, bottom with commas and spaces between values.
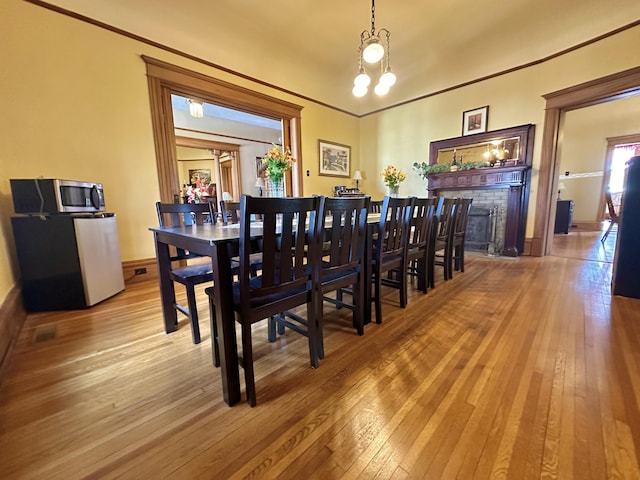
381, 164, 407, 197
262, 144, 295, 197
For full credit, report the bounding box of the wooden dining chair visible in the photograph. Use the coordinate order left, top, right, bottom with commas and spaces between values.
220, 200, 240, 225
369, 200, 383, 214
601, 189, 620, 243
406, 197, 438, 293
430, 197, 456, 286
220, 199, 263, 276
206, 195, 324, 406
450, 198, 473, 277
155, 201, 216, 345
315, 196, 370, 351
371, 196, 415, 324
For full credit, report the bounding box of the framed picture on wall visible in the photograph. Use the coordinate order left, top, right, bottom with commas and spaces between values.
462, 106, 489, 136
319, 140, 350, 177
188, 168, 211, 186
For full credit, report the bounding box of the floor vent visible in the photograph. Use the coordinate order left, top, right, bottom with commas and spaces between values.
33, 324, 57, 343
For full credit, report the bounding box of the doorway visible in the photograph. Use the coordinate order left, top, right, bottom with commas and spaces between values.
143, 56, 304, 205
534, 66, 640, 256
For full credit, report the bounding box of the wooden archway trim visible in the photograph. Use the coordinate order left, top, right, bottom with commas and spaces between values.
532, 66, 640, 256
143, 56, 304, 203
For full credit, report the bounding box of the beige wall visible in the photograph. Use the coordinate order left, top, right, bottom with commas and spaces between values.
1, 0, 640, 308
0, 0, 359, 305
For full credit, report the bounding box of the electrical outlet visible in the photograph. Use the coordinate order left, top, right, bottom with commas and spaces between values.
134, 268, 147, 275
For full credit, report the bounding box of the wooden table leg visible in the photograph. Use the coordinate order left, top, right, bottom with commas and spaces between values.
154, 233, 177, 334
211, 241, 241, 406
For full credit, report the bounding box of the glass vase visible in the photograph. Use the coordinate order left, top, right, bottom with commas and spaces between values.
267, 177, 285, 197
388, 185, 399, 198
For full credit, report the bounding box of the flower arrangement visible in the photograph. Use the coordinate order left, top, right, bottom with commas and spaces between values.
183, 185, 207, 204
381, 164, 407, 188
262, 144, 295, 182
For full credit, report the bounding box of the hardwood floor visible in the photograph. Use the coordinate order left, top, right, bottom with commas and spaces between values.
2, 234, 640, 479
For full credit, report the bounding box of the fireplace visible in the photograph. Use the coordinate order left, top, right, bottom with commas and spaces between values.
426, 166, 530, 256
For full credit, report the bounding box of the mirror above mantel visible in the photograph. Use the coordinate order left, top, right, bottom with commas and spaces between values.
429, 124, 536, 168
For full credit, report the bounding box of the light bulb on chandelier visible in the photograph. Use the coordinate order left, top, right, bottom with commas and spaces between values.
351, 0, 396, 98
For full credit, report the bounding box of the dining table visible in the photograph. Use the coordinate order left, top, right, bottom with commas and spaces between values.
149, 211, 399, 406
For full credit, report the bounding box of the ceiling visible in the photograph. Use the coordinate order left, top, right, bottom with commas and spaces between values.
43, 0, 640, 115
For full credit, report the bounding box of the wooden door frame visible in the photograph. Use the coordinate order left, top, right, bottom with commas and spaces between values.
533, 66, 640, 256
601, 134, 640, 220
143, 56, 303, 204
175, 136, 241, 202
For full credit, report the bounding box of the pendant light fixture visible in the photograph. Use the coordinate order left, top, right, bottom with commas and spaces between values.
188, 99, 204, 118
352, 0, 396, 97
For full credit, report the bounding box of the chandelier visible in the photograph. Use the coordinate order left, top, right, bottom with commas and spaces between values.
352, 0, 396, 97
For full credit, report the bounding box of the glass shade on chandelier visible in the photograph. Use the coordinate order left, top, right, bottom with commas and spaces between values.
188, 99, 204, 118
352, 0, 396, 97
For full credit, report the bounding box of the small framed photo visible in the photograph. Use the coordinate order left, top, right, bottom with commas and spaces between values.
462, 106, 489, 136
319, 140, 350, 177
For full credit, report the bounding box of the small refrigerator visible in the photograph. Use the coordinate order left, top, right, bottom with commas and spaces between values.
11, 214, 125, 311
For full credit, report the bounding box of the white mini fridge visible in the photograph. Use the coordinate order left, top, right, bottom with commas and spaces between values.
11, 213, 125, 311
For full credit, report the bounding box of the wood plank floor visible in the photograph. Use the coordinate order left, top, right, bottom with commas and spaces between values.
2, 231, 640, 479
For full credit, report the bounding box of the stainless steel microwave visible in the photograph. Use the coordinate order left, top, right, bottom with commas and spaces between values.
10, 178, 106, 214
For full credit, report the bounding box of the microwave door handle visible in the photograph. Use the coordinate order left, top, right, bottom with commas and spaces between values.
90, 185, 101, 210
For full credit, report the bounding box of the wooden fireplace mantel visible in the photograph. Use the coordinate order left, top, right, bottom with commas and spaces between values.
427, 165, 531, 256
425, 165, 529, 190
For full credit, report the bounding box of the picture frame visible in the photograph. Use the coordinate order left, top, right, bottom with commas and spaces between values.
462, 106, 489, 136
188, 168, 211, 186
319, 140, 350, 177
255, 157, 266, 179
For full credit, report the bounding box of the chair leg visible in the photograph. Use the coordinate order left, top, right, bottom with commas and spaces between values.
267, 317, 277, 342
398, 264, 408, 308
374, 270, 382, 324
186, 285, 202, 344
601, 220, 614, 243
417, 256, 427, 294
207, 296, 220, 368
353, 277, 364, 335
306, 301, 320, 368
241, 323, 256, 407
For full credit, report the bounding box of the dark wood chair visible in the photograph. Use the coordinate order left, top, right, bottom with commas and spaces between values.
220, 200, 263, 276
407, 197, 439, 293
431, 198, 456, 286
315, 196, 370, 349
451, 198, 473, 276
369, 200, 383, 214
206, 195, 324, 406
371, 196, 415, 324
155, 201, 216, 345
220, 200, 240, 225
602, 189, 620, 243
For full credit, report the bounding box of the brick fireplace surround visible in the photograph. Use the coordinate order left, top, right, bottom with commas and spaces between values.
427, 166, 530, 256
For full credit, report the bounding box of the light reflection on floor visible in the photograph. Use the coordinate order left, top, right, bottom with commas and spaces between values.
551, 224, 617, 263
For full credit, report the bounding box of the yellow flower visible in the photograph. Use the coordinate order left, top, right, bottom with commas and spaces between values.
261, 144, 295, 182
381, 164, 407, 188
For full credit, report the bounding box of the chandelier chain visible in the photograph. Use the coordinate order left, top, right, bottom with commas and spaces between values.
370, 0, 376, 35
